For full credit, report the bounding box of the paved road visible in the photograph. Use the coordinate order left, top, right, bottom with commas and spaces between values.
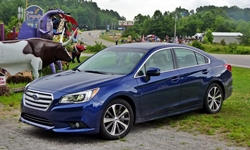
77, 30, 114, 47
211, 54, 250, 68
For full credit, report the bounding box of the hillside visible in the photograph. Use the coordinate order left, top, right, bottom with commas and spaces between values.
0, 0, 125, 29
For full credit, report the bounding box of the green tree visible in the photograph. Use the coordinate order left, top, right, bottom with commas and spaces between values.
204, 29, 214, 43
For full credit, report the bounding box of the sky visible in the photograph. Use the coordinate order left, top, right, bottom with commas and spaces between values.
92, 0, 250, 20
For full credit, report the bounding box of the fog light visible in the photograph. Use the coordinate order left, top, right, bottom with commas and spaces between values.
69, 122, 88, 129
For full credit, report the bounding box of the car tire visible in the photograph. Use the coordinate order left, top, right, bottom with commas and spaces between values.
100, 99, 134, 140
204, 83, 224, 114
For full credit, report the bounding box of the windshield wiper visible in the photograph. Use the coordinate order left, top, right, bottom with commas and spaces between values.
73, 68, 81, 72
84, 70, 107, 74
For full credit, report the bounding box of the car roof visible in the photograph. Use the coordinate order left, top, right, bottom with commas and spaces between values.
113, 42, 191, 51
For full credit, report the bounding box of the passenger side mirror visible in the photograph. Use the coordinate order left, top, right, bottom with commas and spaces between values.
146, 67, 160, 76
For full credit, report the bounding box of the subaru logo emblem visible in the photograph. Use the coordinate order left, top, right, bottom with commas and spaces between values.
32, 94, 39, 100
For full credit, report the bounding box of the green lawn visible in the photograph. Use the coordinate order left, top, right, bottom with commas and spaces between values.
202, 44, 250, 54
0, 65, 249, 146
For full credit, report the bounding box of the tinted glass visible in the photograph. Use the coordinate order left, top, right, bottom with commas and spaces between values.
145, 49, 174, 72
174, 48, 197, 68
195, 53, 208, 64
78, 48, 145, 75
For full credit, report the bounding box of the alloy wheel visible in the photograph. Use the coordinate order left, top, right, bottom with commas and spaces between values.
103, 104, 130, 136
207, 86, 222, 112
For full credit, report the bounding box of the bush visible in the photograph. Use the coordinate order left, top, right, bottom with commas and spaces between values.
192, 40, 204, 50
220, 39, 226, 46
0, 86, 9, 96
86, 41, 107, 53
228, 43, 238, 54
204, 29, 213, 43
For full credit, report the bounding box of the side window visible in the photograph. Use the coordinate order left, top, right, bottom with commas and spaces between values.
195, 52, 208, 65
174, 48, 197, 68
145, 49, 174, 72
136, 49, 174, 77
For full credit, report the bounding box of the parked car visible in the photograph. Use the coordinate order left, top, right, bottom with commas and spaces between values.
20, 43, 232, 139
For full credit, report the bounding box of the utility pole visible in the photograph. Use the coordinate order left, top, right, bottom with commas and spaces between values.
174, 13, 177, 43
26, 0, 28, 8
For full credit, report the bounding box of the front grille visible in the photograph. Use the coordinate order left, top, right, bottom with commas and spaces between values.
24, 89, 53, 111
21, 113, 54, 126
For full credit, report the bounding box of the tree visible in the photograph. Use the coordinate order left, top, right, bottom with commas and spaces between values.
204, 29, 214, 43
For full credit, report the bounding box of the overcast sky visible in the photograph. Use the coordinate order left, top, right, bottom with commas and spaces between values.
92, 0, 250, 20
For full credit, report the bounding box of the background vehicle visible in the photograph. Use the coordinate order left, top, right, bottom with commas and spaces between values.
20, 43, 232, 139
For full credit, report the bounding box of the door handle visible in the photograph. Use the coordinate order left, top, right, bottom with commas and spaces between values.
202, 69, 209, 74
171, 76, 180, 82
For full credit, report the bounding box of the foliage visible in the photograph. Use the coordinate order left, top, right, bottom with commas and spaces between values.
191, 40, 204, 50
122, 6, 250, 44
0, 0, 124, 30
200, 43, 250, 54
204, 29, 213, 43
86, 41, 107, 53
220, 39, 226, 46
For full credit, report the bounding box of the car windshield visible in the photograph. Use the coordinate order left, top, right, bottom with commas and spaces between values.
77, 47, 146, 75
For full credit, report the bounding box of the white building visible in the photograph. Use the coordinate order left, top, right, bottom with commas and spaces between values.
193, 32, 243, 44
212, 32, 243, 44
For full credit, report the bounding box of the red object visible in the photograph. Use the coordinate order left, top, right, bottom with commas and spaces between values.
76, 44, 86, 52
224, 64, 232, 72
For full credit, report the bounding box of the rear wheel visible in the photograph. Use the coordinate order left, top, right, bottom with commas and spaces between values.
204, 83, 223, 114
100, 99, 134, 140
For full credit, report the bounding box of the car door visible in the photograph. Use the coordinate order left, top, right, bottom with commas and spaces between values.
173, 48, 210, 109
135, 49, 181, 120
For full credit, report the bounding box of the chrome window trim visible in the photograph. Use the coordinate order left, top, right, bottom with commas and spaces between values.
134, 46, 211, 78
23, 89, 54, 111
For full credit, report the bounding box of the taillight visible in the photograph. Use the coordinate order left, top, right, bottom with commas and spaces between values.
224, 64, 232, 72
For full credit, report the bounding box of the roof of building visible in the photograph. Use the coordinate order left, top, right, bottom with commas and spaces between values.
212, 32, 243, 37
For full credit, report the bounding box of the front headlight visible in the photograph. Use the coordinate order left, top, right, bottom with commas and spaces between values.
60, 88, 100, 103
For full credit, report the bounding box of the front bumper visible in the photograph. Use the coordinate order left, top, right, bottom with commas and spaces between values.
20, 96, 102, 134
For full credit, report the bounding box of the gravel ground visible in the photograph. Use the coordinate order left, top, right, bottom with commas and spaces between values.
0, 116, 247, 150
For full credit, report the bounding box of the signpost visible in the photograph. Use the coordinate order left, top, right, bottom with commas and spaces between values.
25, 5, 44, 28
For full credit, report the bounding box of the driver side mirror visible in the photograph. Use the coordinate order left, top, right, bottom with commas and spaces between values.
143, 67, 160, 82
146, 67, 160, 76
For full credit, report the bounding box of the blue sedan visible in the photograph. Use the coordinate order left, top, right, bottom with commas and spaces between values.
20, 43, 232, 139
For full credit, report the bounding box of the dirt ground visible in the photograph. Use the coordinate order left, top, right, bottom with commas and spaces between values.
0, 109, 247, 150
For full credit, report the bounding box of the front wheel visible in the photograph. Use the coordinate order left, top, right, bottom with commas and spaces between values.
100, 99, 134, 140
204, 83, 224, 114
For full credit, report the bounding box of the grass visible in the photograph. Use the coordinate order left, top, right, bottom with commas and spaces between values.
0, 63, 249, 146
100, 30, 122, 43
202, 43, 250, 54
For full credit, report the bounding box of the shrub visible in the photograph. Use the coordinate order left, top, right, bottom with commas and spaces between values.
192, 40, 204, 50
220, 39, 226, 46
228, 43, 238, 54
86, 41, 107, 53
204, 29, 213, 43
0, 86, 10, 96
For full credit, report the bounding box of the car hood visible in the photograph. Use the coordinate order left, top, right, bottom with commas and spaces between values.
29, 70, 123, 94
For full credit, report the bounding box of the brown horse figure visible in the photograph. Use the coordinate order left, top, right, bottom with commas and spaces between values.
0, 38, 72, 79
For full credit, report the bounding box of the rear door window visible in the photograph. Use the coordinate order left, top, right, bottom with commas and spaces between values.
195, 52, 208, 65
174, 48, 197, 68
